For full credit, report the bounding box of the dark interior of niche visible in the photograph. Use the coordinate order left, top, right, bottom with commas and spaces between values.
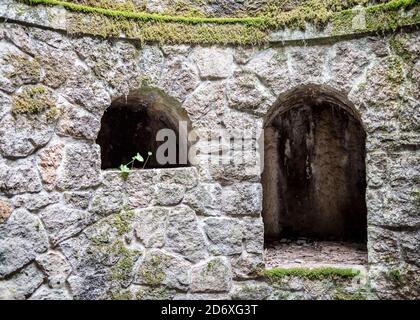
262, 102, 367, 244
96, 104, 188, 170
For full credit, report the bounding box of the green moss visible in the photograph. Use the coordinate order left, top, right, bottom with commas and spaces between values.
388, 269, 402, 282
139, 255, 168, 286
109, 240, 139, 283
12, 85, 60, 120
111, 208, 135, 236
5, 54, 41, 84
386, 56, 405, 84
263, 267, 360, 282
135, 287, 173, 300
20, 0, 420, 45
333, 287, 367, 300
109, 289, 133, 300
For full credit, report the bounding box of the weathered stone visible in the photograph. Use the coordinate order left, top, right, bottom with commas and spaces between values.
126, 170, 155, 209
158, 56, 200, 102
56, 143, 101, 190
329, 40, 370, 91
154, 183, 185, 206
190, 257, 232, 292
37, 143, 64, 191
231, 253, 264, 280
133, 285, 176, 300
226, 70, 274, 115
246, 48, 290, 95
234, 46, 258, 65
242, 218, 264, 254
368, 226, 400, 267
0, 199, 12, 223
166, 206, 208, 263
287, 46, 328, 85
230, 281, 272, 300
40, 204, 91, 245
182, 80, 225, 129
0, 209, 48, 277
0, 112, 54, 158
221, 183, 262, 216
63, 191, 91, 210
60, 66, 110, 115
36, 251, 72, 288
29, 285, 72, 300
183, 183, 221, 216
204, 217, 243, 255
138, 45, 164, 85
136, 249, 190, 291
133, 207, 168, 248
0, 157, 42, 195
156, 167, 198, 189
12, 191, 60, 211
192, 47, 233, 79
90, 171, 125, 217
174, 293, 230, 300
0, 263, 44, 299
56, 104, 100, 140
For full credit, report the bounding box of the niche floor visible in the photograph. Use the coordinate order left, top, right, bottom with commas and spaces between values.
264, 240, 367, 268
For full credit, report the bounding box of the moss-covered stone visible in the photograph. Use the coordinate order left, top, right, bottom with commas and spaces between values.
5, 54, 41, 85
11, 85, 60, 121
263, 266, 360, 282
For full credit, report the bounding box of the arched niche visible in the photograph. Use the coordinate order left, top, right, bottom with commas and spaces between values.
262, 84, 367, 243
96, 86, 192, 169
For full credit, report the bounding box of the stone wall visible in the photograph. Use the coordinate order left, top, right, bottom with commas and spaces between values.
0, 2, 419, 300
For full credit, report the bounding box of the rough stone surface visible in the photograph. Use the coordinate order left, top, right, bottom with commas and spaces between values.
166, 206, 208, 263
0, 12, 418, 299
0, 209, 48, 277
190, 257, 232, 293
0, 263, 44, 299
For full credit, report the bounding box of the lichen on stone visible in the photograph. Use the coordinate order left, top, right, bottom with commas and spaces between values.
11, 85, 60, 121
5, 54, 41, 85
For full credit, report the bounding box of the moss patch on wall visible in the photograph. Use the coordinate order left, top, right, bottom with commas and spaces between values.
19, 0, 420, 44
263, 266, 361, 282
11, 85, 60, 120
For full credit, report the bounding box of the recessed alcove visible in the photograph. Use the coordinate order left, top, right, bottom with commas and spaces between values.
262, 85, 368, 266
96, 88, 191, 170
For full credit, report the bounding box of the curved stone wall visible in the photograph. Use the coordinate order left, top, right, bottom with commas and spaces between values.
0, 1, 419, 300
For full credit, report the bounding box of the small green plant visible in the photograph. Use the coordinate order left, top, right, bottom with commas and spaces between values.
119, 151, 152, 179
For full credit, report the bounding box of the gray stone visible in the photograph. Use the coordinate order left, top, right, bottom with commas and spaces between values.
63, 191, 91, 210
287, 46, 328, 85
231, 253, 264, 279
226, 70, 274, 115
204, 217, 243, 255
221, 183, 262, 216
230, 281, 272, 300
190, 257, 232, 292
56, 104, 100, 140
158, 56, 200, 102
60, 67, 110, 115
90, 171, 125, 217
242, 218, 264, 254
29, 285, 72, 300
138, 45, 164, 85
126, 170, 155, 209
0, 157, 42, 195
40, 204, 90, 245
136, 249, 190, 291
245, 48, 290, 95
182, 80, 225, 129
166, 206, 207, 263
157, 167, 198, 190
0, 209, 48, 277
0, 112, 54, 158
12, 192, 60, 211
192, 47, 233, 79
183, 183, 222, 216
0, 263, 44, 299
133, 207, 168, 248
36, 251, 72, 288
56, 143, 101, 190
154, 183, 185, 206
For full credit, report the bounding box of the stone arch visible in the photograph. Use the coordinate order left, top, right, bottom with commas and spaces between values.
96, 86, 193, 169
262, 84, 367, 242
